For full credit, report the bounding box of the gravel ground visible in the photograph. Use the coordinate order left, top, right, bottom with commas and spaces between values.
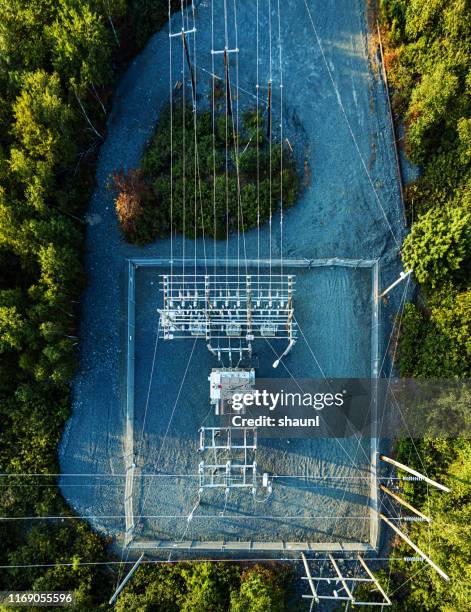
133, 263, 374, 545
59, 0, 410, 550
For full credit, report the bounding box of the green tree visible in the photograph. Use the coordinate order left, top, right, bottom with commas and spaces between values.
406, 63, 459, 163
398, 292, 471, 378
0, 0, 56, 73
7, 521, 112, 608
10, 70, 76, 173
180, 562, 229, 612
401, 206, 471, 289
0, 288, 35, 361
34, 243, 83, 307
115, 562, 240, 612
457, 117, 471, 164
0, 306, 26, 353
115, 565, 184, 611
230, 565, 288, 612
48, 0, 112, 91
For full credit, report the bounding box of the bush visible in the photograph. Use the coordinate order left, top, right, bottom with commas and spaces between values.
113, 168, 152, 242
114, 103, 300, 245
401, 206, 471, 290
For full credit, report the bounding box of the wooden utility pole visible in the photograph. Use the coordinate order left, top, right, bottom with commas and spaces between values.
267, 80, 272, 139
181, 31, 197, 107
169, 26, 197, 104
210, 45, 238, 117
224, 49, 233, 117
379, 454, 450, 492
379, 513, 450, 581
380, 483, 431, 522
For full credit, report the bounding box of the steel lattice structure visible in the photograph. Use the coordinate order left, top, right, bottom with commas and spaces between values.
158, 273, 296, 361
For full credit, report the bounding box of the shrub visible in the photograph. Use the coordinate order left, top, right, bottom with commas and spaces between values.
114, 103, 300, 245
113, 168, 150, 241
401, 206, 471, 290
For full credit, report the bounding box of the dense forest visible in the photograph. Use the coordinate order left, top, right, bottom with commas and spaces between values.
379, 0, 471, 609
0, 1, 123, 607
113, 104, 299, 244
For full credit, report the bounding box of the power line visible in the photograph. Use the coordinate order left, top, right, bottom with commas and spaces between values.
0, 474, 429, 482
0, 513, 427, 522
0, 557, 425, 571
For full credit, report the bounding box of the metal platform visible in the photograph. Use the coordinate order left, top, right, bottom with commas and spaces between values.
199, 427, 257, 451
198, 460, 258, 492
158, 273, 296, 361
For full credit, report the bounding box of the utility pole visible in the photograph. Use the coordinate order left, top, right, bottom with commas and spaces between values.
210, 45, 238, 118
109, 554, 145, 605
267, 80, 272, 139
379, 513, 450, 581
169, 27, 197, 106
223, 48, 233, 117
182, 31, 197, 107
380, 483, 431, 523
377, 269, 412, 299
379, 454, 450, 492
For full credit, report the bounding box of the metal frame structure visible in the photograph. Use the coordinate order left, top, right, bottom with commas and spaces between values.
158, 273, 296, 362
199, 427, 257, 452
198, 426, 261, 494
198, 366, 270, 495
301, 553, 392, 606
198, 460, 258, 493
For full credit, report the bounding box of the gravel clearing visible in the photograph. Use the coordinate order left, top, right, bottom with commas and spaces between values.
60, 0, 410, 551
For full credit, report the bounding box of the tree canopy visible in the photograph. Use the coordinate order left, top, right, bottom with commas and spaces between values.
381, 0, 471, 379
380, 2, 471, 609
